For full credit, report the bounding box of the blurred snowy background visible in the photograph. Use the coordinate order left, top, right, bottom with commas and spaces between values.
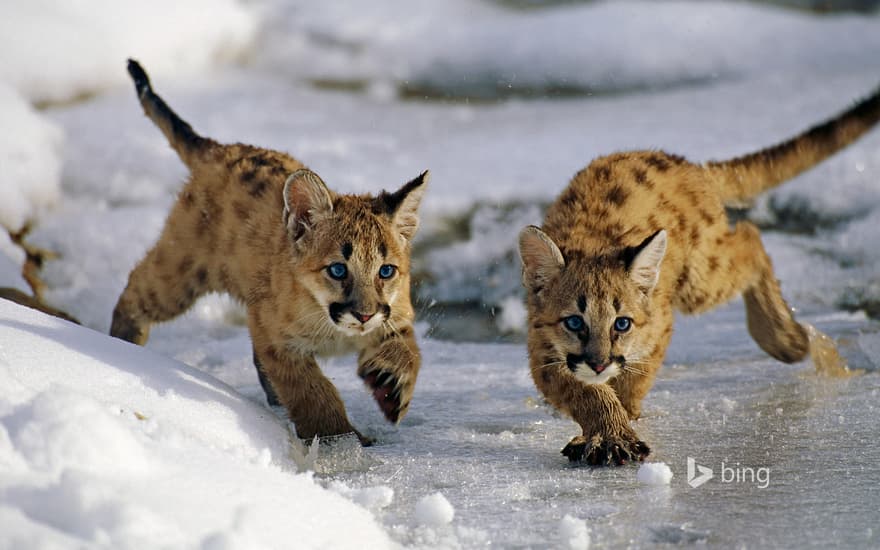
2, 1, 880, 548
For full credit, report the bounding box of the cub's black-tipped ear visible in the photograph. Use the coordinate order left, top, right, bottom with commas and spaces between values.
283, 169, 334, 241
624, 230, 667, 293
375, 170, 429, 243
518, 226, 565, 291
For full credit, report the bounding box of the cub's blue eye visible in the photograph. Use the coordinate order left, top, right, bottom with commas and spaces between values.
563, 315, 585, 332
614, 317, 632, 332
378, 264, 396, 279
327, 263, 348, 280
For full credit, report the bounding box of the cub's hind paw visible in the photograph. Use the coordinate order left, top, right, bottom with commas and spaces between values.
361, 369, 409, 424
562, 434, 650, 466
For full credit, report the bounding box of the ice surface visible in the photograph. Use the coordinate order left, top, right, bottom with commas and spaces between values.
2, 0, 880, 548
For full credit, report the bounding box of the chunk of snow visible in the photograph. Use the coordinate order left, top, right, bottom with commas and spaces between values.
413, 492, 455, 527
637, 462, 674, 485
329, 481, 394, 512
496, 295, 527, 334
0, 231, 28, 293
559, 515, 591, 550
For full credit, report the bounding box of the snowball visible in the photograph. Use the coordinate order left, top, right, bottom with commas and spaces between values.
559, 515, 591, 550
636, 462, 674, 485
496, 295, 527, 334
413, 492, 455, 527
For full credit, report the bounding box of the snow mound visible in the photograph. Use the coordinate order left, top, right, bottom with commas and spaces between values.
636, 462, 674, 485
259, 0, 880, 99
413, 492, 455, 527
0, 0, 257, 104
0, 299, 392, 549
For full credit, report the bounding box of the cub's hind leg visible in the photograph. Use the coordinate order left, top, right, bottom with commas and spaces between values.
253, 348, 281, 407
110, 203, 215, 344
686, 221, 808, 363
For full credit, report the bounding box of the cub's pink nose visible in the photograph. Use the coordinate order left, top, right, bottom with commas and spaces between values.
353, 312, 374, 324
592, 364, 606, 374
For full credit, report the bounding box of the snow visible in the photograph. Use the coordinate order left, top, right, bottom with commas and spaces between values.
257, 0, 880, 99
0, 299, 392, 549
495, 295, 528, 335
636, 462, 674, 485
0, 0, 256, 105
413, 493, 455, 527
2, 0, 880, 548
0, 84, 63, 234
558, 515, 590, 550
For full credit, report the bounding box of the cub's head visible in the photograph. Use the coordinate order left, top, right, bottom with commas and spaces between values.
283, 169, 428, 336
518, 226, 666, 384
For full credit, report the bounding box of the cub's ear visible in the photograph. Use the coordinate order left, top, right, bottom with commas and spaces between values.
375, 170, 429, 243
624, 230, 667, 293
283, 169, 334, 241
518, 226, 564, 291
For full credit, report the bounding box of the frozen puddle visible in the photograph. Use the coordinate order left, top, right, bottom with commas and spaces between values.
272, 304, 880, 548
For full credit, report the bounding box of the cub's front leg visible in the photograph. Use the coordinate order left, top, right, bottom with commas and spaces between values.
537, 367, 650, 466
358, 325, 421, 424
249, 315, 367, 444
254, 344, 368, 444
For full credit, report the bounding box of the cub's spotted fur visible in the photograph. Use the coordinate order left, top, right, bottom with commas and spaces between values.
111, 60, 428, 444
519, 86, 880, 465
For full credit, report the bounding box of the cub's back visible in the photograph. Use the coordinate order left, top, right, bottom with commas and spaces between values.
542, 151, 727, 277
165, 144, 305, 295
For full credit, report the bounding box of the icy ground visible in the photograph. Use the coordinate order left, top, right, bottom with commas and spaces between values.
2, 0, 880, 548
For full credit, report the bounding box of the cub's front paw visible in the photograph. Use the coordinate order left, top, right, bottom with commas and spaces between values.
360, 369, 410, 423
561, 433, 650, 466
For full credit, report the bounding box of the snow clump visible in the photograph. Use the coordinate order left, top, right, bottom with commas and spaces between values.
636, 462, 674, 485
413, 492, 455, 527
559, 514, 591, 549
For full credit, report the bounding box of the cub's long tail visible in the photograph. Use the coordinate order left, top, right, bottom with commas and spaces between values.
127, 59, 215, 168
706, 85, 880, 206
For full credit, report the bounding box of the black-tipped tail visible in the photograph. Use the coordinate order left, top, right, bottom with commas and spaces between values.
707, 84, 880, 205
127, 58, 152, 98
125, 58, 213, 167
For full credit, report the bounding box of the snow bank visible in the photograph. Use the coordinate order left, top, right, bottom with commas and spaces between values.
0, 0, 257, 105
257, 0, 880, 98
0, 300, 392, 549
421, 204, 542, 306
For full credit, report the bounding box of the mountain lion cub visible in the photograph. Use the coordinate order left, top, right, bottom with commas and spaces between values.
112, 60, 428, 444
519, 86, 880, 465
